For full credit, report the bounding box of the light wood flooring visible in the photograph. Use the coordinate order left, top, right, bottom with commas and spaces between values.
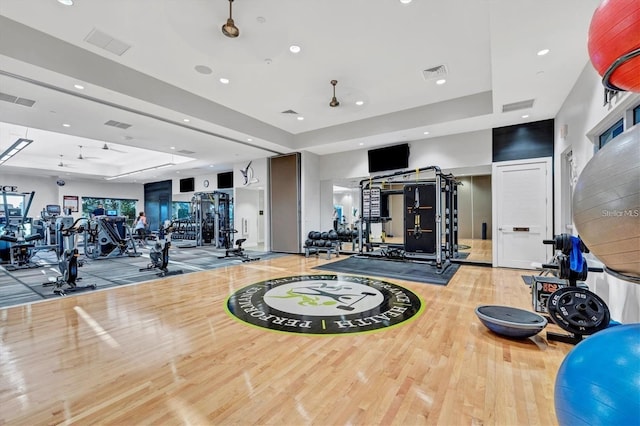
0, 248, 572, 425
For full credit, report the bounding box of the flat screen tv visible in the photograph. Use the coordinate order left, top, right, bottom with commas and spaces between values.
179, 177, 195, 192
217, 171, 233, 189
46, 205, 61, 215
368, 143, 410, 173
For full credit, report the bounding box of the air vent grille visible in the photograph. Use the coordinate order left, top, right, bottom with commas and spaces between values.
422, 65, 448, 80
84, 28, 131, 56
281, 109, 298, 114
177, 149, 196, 155
502, 99, 535, 112
104, 120, 132, 129
0, 92, 36, 107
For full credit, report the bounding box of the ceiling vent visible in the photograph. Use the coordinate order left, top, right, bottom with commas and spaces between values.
281, 109, 298, 114
502, 99, 535, 113
104, 120, 132, 129
84, 28, 131, 56
0, 92, 36, 107
178, 149, 196, 155
422, 65, 448, 81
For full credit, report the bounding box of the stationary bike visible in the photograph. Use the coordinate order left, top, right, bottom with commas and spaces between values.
43, 217, 96, 295
139, 224, 183, 277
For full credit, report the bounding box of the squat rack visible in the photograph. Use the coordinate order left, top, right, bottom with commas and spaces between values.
358, 165, 459, 269
190, 191, 232, 248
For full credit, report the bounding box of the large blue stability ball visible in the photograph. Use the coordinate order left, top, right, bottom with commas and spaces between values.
555, 324, 640, 426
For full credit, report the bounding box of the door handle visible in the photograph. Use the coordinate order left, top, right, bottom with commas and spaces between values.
513, 227, 530, 232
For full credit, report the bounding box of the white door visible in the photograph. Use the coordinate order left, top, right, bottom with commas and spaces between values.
492, 157, 552, 268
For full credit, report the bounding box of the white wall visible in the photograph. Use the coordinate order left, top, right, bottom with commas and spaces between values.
554, 63, 639, 232
233, 157, 269, 250
301, 151, 321, 250
235, 187, 260, 248
555, 62, 640, 323
318, 129, 492, 180
1, 173, 143, 220
320, 179, 334, 231
171, 173, 230, 201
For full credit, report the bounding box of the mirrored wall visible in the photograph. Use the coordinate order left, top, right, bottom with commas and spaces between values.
330, 174, 493, 263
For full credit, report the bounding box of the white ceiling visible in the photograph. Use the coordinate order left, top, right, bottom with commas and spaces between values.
0, 0, 601, 183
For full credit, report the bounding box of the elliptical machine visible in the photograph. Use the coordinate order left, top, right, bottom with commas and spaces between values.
43, 216, 96, 295
139, 222, 183, 277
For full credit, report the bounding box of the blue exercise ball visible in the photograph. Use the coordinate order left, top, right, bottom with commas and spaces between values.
555, 323, 640, 426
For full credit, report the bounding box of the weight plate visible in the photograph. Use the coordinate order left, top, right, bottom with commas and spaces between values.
546, 287, 610, 335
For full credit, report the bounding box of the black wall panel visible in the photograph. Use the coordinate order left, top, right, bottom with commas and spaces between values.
492, 119, 554, 162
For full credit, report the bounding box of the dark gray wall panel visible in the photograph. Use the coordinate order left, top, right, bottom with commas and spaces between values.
269, 153, 301, 253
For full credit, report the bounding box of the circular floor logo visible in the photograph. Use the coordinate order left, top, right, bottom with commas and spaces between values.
226, 275, 423, 335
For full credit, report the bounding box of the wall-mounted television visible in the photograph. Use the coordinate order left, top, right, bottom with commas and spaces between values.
368, 143, 410, 173
179, 177, 195, 192
217, 171, 234, 189
46, 205, 61, 215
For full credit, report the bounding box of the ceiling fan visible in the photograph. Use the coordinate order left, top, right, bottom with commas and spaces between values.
330, 80, 340, 107
77, 145, 99, 160
57, 154, 73, 168
101, 143, 128, 153
222, 0, 239, 38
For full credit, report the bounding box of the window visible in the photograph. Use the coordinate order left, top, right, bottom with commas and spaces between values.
634, 104, 640, 126
598, 118, 624, 149
82, 197, 137, 222
172, 201, 191, 220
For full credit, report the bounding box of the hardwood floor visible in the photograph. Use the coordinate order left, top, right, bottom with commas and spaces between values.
0, 254, 572, 425
459, 238, 492, 263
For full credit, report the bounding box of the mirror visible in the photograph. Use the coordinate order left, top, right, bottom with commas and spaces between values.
331, 174, 493, 264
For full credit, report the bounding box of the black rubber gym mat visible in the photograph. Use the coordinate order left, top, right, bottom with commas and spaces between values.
313, 256, 460, 286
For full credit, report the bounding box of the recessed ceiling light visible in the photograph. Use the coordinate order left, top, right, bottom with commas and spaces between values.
62, 123, 71, 127
289, 45, 301, 54
73, 84, 84, 90
209, 164, 215, 168
400, 0, 412, 3
355, 100, 364, 106
297, 116, 304, 121
247, 138, 253, 142
359, 142, 364, 146
183, 118, 190, 122
423, 131, 430, 135
57, 0, 73, 5
170, 146, 175, 150
219, 78, 230, 84
194, 65, 213, 75
522, 114, 530, 118
537, 49, 550, 56
436, 79, 446, 85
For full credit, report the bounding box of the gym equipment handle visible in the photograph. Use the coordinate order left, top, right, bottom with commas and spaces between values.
541, 263, 604, 273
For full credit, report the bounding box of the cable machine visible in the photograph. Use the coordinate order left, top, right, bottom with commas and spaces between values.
176, 191, 232, 248
358, 165, 459, 269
